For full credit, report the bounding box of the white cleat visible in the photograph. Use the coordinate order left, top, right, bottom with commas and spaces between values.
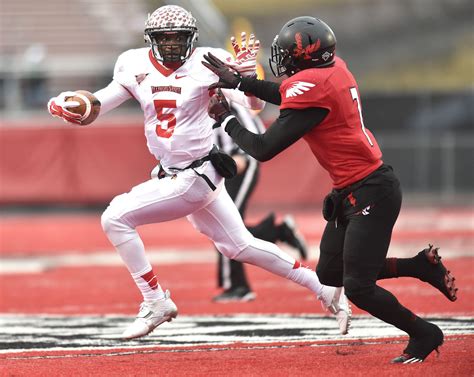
334, 291, 351, 335
122, 290, 178, 340
318, 286, 352, 335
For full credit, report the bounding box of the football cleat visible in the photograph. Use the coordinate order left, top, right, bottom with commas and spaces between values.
122, 290, 178, 340
391, 353, 425, 364
416, 244, 458, 301
280, 215, 309, 260
318, 286, 351, 335
212, 286, 256, 303
391, 323, 444, 364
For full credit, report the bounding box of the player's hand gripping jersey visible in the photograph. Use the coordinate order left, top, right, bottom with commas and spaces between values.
94, 47, 263, 170
279, 57, 382, 188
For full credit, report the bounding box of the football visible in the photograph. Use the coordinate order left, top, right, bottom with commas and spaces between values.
65, 90, 101, 125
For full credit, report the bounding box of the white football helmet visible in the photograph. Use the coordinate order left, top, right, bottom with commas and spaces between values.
144, 5, 198, 63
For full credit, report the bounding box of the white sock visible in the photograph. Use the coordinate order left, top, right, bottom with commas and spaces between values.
286, 263, 324, 297
234, 238, 323, 296
115, 237, 164, 302
131, 266, 165, 302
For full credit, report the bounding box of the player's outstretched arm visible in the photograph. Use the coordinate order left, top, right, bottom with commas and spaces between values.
223, 107, 328, 162
93, 81, 133, 115
202, 53, 282, 105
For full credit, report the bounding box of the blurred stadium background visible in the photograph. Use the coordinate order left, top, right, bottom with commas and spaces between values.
0, 0, 473, 210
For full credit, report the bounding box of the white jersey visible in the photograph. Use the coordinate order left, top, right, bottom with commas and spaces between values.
97, 47, 263, 170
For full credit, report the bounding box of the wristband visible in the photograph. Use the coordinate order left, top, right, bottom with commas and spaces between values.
221, 114, 236, 129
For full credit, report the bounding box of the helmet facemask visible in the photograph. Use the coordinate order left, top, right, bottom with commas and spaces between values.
147, 30, 197, 63
269, 35, 299, 77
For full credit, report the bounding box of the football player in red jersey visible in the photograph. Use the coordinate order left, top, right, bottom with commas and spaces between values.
202, 16, 458, 363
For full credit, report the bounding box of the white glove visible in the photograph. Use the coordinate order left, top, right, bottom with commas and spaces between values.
226, 32, 260, 77
47, 91, 83, 125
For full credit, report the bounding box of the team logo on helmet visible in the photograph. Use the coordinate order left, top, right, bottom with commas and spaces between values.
293, 33, 321, 60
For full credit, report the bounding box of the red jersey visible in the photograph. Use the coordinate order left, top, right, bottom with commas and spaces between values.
279, 57, 383, 189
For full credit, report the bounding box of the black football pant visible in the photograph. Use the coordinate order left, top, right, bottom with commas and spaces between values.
317, 186, 429, 337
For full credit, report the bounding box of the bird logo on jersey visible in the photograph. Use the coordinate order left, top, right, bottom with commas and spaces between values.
135, 73, 150, 85
285, 81, 315, 98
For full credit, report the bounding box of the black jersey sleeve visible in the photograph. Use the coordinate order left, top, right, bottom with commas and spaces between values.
225, 107, 328, 161
239, 77, 282, 105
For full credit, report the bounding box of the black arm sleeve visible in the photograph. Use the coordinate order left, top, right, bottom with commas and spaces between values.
225, 107, 329, 161
239, 77, 282, 105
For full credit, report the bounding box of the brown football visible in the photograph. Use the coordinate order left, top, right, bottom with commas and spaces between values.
65, 90, 101, 125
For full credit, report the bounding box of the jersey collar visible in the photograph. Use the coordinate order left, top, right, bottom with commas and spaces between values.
148, 50, 177, 77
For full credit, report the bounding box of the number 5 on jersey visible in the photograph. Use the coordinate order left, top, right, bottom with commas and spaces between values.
350, 87, 373, 146
154, 99, 177, 138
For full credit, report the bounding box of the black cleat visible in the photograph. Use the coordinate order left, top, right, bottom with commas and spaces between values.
415, 244, 458, 301
391, 323, 444, 364
280, 215, 308, 260
212, 287, 256, 303
391, 353, 424, 364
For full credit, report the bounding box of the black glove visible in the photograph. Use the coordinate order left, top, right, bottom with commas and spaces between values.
208, 89, 232, 127
202, 53, 242, 90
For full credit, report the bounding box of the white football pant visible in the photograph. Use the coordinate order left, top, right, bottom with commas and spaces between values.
101, 161, 323, 294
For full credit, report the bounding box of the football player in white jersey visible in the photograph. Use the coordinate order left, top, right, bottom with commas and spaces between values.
47, 5, 350, 339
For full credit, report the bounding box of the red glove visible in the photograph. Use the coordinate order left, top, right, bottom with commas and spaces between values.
47, 91, 83, 125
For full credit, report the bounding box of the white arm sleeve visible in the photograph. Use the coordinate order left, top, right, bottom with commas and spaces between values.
94, 80, 132, 116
